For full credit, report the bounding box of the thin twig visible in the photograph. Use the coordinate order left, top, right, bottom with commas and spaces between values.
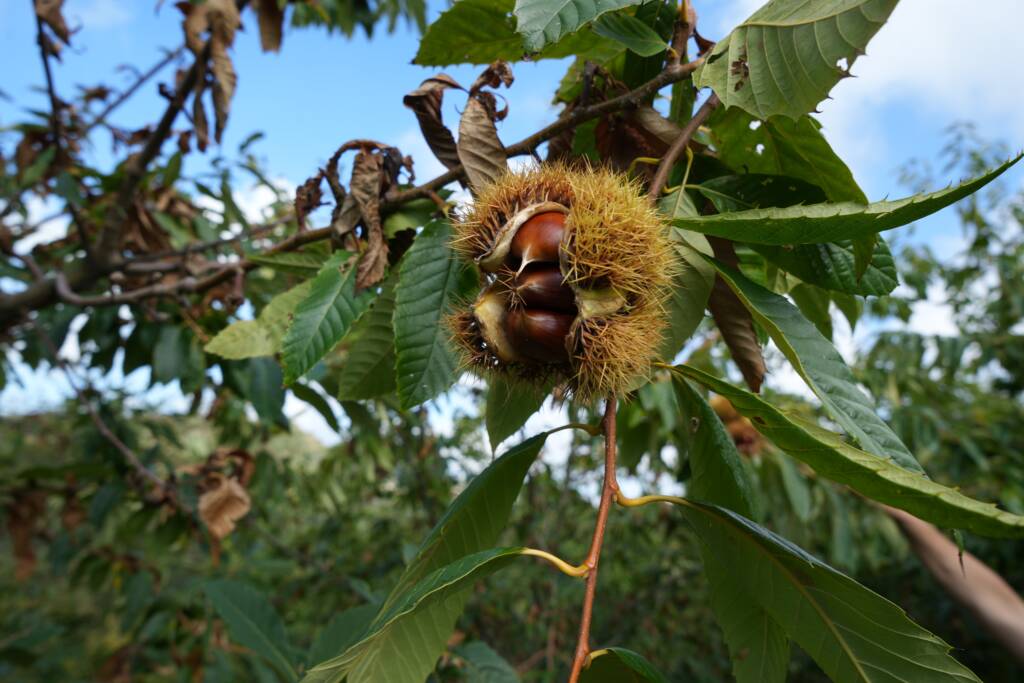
85, 46, 185, 134
33, 5, 96, 263
648, 93, 719, 203
568, 395, 619, 683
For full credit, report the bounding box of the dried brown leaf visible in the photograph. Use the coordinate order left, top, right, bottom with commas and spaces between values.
35, 0, 71, 44
254, 0, 284, 52
350, 150, 388, 289
403, 74, 462, 172
457, 95, 507, 194
294, 171, 324, 230
470, 60, 514, 94
707, 237, 765, 392
198, 473, 251, 540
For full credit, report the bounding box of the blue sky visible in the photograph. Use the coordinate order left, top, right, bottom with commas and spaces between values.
2, 0, 1023, 440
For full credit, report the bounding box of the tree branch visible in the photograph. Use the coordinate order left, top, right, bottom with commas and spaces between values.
2, 56, 706, 322
648, 93, 719, 202
568, 395, 619, 683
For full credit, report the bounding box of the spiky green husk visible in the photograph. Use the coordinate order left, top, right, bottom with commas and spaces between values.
448, 164, 675, 401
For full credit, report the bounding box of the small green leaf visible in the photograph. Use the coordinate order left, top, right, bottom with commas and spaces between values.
205, 281, 314, 360
675, 365, 1024, 538
394, 219, 477, 408
592, 12, 665, 57
681, 500, 982, 683
513, 0, 642, 52
290, 381, 339, 432
205, 320, 276, 360
281, 252, 375, 384
485, 377, 547, 452
675, 155, 1022, 245
204, 579, 297, 682
581, 648, 668, 683
18, 146, 56, 188
703, 257, 924, 473
696, 0, 899, 119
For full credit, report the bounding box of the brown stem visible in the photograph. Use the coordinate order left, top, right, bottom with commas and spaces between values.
647, 93, 720, 203
568, 395, 619, 683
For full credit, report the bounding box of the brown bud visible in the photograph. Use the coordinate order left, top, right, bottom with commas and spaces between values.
515, 265, 576, 312
510, 211, 565, 269
505, 308, 573, 363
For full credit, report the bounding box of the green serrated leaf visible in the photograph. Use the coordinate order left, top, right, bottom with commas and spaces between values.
701, 547, 789, 683
336, 273, 398, 401
204, 579, 296, 682
672, 375, 757, 519
696, 0, 898, 119
303, 432, 550, 682
304, 549, 523, 683
676, 365, 1024, 538
205, 320, 276, 360
788, 283, 832, 339
205, 280, 314, 360
681, 500, 982, 682
675, 155, 1022, 244
592, 11, 665, 57
581, 647, 668, 682
394, 220, 477, 408
415, 0, 616, 66
753, 239, 898, 296
703, 257, 924, 473
281, 252, 376, 384
708, 108, 867, 204
485, 377, 546, 452
513, 0, 642, 52
247, 357, 287, 427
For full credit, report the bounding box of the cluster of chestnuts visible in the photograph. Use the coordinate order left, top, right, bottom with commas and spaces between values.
449, 164, 675, 400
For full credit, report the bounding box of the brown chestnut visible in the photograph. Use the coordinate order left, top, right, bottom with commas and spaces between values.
510, 211, 565, 270
505, 308, 573, 363
514, 264, 576, 312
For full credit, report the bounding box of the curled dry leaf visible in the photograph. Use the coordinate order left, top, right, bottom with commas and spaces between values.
403, 74, 463, 172
254, 0, 284, 52
180, 0, 240, 144
198, 472, 251, 540
458, 95, 507, 193
350, 150, 388, 289
707, 236, 765, 392
35, 0, 71, 44
469, 60, 514, 94
294, 171, 325, 230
